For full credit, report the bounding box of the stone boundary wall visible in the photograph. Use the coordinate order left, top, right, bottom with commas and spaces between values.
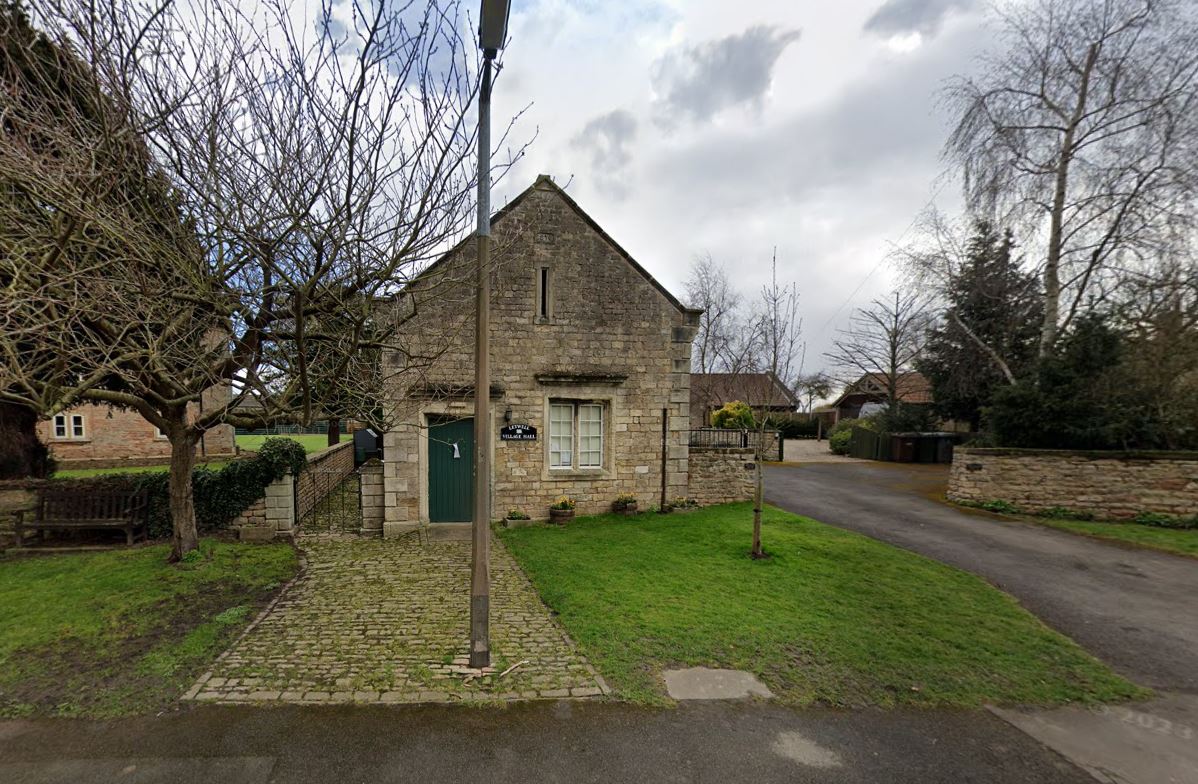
232, 472, 297, 538
234, 442, 355, 538
949, 447, 1198, 519
687, 447, 756, 507
295, 442, 355, 521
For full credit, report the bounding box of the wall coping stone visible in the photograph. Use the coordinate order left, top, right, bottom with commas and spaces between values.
958, 447, 1198, 461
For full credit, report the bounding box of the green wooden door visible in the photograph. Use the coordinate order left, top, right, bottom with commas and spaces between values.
428, 417, 474, 522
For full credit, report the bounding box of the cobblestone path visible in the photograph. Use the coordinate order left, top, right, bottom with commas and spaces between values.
187, 532, 608, 705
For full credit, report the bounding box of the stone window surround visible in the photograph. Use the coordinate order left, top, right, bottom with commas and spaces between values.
51, 413, 88, 441
533, 264, 553, 324
541, 395, 614, 482
414, 401, 497, 525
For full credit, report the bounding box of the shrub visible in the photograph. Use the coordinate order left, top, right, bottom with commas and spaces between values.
980, 499, 1021, 514
51, 437, 308, 538
1042, 506, 1095, 521
711, 401, 754, 429
1132, 511, 1198, 530
505, 508, 530, 520
827, 418, 866, 455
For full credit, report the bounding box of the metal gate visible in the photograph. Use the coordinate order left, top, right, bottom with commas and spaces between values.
297, 467, 362, 534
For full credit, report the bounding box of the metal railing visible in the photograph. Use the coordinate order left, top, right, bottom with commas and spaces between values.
687, 428, 783, 461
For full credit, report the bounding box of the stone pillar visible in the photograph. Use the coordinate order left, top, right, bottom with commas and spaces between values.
360, 460, 384, 537
263, 472, 296, 535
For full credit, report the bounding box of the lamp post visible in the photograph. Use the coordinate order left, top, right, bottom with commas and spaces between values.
470, 0, 509, 671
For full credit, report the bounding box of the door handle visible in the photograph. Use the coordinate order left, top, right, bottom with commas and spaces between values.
452, 442, 461, 459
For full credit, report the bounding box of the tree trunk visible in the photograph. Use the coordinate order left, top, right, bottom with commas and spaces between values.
1042, 42, 1097, 357
167, 423, 200, 562
0, 403, 51, 479
327, 418, 341, 446
751, 452, 765, 558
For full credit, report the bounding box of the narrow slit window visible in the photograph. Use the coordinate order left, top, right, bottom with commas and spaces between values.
539, 266, 549, 319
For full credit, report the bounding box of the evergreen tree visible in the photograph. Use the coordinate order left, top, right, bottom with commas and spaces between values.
987, 313, 1137, 449
918, 222, 1041, 429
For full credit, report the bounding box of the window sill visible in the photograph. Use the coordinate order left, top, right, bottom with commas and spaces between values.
546, 467, 609, 480
50, 438, 92, 443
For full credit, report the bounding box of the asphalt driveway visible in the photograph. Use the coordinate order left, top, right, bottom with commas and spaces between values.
765, 462, 1198, 693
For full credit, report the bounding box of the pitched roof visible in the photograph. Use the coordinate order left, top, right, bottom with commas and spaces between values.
410, 175, 701, 317
691, 372, 800, 409
832, 371, 933, 407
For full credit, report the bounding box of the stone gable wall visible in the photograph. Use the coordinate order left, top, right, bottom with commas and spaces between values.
382, 181, 696, 525
687, 447, 756, 506
948, 447, 1198, 519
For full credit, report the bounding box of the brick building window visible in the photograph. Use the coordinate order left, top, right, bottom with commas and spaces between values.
52, 414, 86, 440
548, 401, 605, 469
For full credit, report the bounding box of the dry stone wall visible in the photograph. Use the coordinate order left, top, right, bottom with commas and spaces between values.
687, 447, 756, 506
948, 447, 1198, 519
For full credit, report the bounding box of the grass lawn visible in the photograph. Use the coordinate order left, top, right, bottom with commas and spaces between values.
0, 539, 297, 717
498, 503, 1144, 708
236, 433, 330, 454
1026, 517, 1198, 559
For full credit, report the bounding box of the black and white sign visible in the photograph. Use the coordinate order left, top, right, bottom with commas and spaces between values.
500, 424, 538, 441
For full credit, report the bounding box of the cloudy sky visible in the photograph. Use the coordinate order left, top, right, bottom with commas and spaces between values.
489, 0, 992, 375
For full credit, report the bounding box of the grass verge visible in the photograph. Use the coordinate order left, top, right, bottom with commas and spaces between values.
498, 502, 1144, 708
1023, 517, 1198, 559
0, 539, 297, 717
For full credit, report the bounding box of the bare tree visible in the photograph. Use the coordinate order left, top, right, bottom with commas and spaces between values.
943, 0, 1198, 355
824, 292, 930, 417
684, 254, 744, 373
733, 252, 802, 559
0, 0, 526, 560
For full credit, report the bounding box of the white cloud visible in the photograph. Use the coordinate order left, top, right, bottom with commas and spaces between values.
488, 0, 987, 374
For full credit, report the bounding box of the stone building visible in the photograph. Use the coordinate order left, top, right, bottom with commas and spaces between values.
380, 175, 700, 530
37, 384, 236, 469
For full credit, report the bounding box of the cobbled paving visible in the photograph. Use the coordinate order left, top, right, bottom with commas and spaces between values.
187, 500, 607, 704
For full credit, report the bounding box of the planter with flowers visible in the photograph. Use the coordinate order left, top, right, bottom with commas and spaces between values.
504, 508, 531, 527
612, 493, 638, 515
549, 495, 575, 525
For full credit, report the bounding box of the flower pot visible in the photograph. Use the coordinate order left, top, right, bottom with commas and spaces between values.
620, 502, 638, 516
549, 508, 574, 525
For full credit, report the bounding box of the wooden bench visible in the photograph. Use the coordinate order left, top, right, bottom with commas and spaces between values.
12, 489, 150, 547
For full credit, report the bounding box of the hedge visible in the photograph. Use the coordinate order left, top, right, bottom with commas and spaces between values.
49, 438, 308, 538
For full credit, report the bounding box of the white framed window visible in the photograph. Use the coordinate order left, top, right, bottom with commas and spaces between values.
549, 403, 574, 468
155, 426, 168, 440
548, 401, 605, 470
53, 414, 86, 440
578, 404, 604, 468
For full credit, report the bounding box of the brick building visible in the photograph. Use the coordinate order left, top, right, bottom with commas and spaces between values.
689, 372, 799, 428
381, 175, 700, 529
38, 384, 236, 469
